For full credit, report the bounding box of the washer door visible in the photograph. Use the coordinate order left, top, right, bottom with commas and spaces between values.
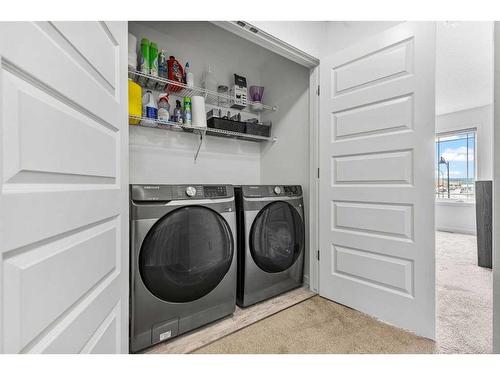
139, 205, 234, 303
250, 201, 304, 273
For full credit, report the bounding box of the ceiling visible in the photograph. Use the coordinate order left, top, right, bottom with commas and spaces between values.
436, 21, 493, 115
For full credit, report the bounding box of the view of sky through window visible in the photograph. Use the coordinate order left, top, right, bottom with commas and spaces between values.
435, 130, 476, 200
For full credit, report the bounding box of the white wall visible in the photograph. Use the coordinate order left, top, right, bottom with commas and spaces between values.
436, 22, 494, 115
249, 21, 327, 59
435, 104, 493, 235
434, 22, 493, 236
435, 201, 476, 235
129, 127, 261, 184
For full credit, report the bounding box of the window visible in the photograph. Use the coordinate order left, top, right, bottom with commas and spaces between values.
435, 130, 476, 201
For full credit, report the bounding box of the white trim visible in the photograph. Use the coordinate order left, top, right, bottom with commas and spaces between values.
210, 21, 320, 69
303, 274, 310, 288
308, 66, 320, 293
436, 126, 478, 137
493, 21, 500, 354
436, 227, 477, 236
435, 199, 475, 207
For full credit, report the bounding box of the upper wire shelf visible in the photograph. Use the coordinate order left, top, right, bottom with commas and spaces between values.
128, 69, 277, 114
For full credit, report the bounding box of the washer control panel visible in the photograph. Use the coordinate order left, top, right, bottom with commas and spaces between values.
283, 185, 300, 195
203, 185, 228, 198
130, 184, 233, 201
174, 185, 203, 199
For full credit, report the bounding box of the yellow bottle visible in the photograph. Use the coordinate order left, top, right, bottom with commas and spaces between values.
128, 78, 142, 125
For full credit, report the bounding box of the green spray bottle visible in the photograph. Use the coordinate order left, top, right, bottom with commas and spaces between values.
149, 42, 158, 77
139, 38, 150, 74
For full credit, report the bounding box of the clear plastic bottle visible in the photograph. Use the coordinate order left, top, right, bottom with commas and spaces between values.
184, 62, 194, 88
202, 65, 217, 92
158, 50, 168, 79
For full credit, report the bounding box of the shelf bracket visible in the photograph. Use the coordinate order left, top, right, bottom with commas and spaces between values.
194, 130, 205, 163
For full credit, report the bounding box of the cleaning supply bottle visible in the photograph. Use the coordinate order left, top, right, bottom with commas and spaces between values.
128, 79, 142, 125
157, 93, 170, 122
167, 56, 184, 92
138, 38, 150, 85
184, 62, 194, 87
142, 90, 150, 116
149, 42, 158, 77
173, 99, 183, 124
158, 50, 168, 79
183, 97, 192, 126
144, 90, 157, 119
139, 38, 150, 74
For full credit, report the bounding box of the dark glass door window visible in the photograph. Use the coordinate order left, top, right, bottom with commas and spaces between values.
139, 206, 233, 303
250, 201, 304, 273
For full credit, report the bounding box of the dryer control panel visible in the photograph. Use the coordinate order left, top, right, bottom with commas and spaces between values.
203, 185, 228, 198
242, 185, 302, 198
131, 184, 233, 201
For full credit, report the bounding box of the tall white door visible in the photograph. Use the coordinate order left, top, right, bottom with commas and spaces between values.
0, 22, 129, 353
319, 22, 436, 338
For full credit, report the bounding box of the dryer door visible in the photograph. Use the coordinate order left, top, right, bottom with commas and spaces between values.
250, 201, 304, 273
139, 205, 234, 303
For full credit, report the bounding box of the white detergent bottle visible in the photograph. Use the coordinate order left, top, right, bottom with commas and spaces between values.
145, 91, 157, 119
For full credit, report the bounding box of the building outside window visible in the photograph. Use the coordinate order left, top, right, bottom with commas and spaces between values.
435, 129, 476, 201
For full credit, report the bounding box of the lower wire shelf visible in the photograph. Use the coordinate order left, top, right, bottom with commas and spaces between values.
129, 115, 276, 143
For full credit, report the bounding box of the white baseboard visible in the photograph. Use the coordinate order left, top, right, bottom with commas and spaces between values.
436, 226, 476, 235
303, 274, 309, 288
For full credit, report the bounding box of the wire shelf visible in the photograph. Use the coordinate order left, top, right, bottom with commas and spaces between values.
129, 115, 276, 143
128, 69, 277, 114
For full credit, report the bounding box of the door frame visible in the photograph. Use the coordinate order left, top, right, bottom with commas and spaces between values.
210, 21, 320, 69
308, 65, 320, 292
493, 21, 500, 354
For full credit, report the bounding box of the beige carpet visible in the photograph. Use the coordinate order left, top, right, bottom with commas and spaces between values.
194, 231, 492, 354
195, 295, 435, 353
435, 231, 492, 353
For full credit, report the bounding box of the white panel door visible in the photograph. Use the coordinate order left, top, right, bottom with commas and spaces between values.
319, 22, 436, 338
0, 21, 128, 353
